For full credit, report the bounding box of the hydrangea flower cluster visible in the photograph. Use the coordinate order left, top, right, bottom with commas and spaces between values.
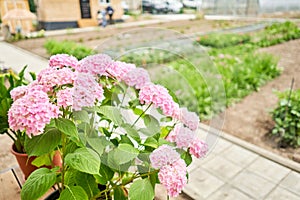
76, 54, 112, 75
149, 145, 180, 169
37, 67, 77, 91
123, 68, 151, 89
158, 159, 187, 197
189, 138, 209, 159
72, 72, 104, 111
49, 54, 78, 69
9, 53, 209, 199
106, 61, 136, 81
139, 83, 180, 117
8, 90, 59, 137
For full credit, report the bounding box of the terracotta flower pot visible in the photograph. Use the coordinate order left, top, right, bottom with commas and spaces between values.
11, 144, 62, 180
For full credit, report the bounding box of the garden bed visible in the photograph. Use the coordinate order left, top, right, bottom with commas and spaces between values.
10, 19, 300, 163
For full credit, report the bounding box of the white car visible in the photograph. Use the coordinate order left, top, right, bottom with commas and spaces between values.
165, 0, 183, 13
183, 0, 202, 9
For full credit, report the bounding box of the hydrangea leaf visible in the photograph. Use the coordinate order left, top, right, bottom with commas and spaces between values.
129, 179, 154, 200
59, 186, 88, 200
21, 168, 56, 200
25, 127, 61, 156
55, 118, 79, 142
65, 147, 100, 175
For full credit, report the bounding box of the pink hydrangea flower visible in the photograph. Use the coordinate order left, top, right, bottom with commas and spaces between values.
49, 54, 78, 69
76, 54, 112, 75
38, 67, 77, 91
175, 126, 195, 148
149, 145, 180, 169
123, 68, 150, 89
57, 88, 73, 108
139, 84, 179, 117
166, 125, 195, 148
189, 139, 208, 159
106, 61, 136, 80
158, 159, 187, 197
179, 107, 199, 131
8, 90, 60, 137
72, 73, 104, 111
10, 86, 28, 101
166, 124, 180, 143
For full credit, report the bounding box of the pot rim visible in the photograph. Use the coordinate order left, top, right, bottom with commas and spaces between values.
11, 143, 27, 156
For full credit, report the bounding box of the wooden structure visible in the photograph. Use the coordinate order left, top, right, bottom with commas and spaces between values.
0, 0, 34, 34
36, 0, 124, 30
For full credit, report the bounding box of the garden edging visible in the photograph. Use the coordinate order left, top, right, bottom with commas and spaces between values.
199, 123, 300, 173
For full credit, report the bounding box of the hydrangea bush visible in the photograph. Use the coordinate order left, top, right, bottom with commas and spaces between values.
8, 54, 208, 200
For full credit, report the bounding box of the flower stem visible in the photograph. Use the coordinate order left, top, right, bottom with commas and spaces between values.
61, 133, 66, 190
6, 129, 16, 143
119, 86, 128, 108
131, 103, 152, 127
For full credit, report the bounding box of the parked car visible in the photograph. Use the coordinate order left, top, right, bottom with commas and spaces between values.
142, 0, 168, 14
182, 0, 202, 9
165, 0, 183, 13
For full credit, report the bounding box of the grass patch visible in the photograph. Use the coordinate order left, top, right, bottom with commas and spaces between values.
44, 39, 96, 59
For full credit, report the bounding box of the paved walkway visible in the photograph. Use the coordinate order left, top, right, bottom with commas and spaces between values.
184, 124, 300, 200
1, 29, 300, 200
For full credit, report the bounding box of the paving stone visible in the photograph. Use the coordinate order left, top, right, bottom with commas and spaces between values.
221, 145, 259, 168
279, 171, 300, 196
207, 185, 254, 200
231, 170, 276, 199
201, 156, 243, 181
155, 184, 193, 200
209, 138, 232, 155
184, 168, 224, 199
188, 154, 216, 173
247, 156, 291, 183
0, 170, 22, 200
265, 186, 300, 200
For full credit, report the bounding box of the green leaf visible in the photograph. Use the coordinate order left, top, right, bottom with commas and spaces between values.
181, 151, 193, 166
149, 172, 158, 189
59, 186, 88, 200
120, 135, 134, 146
143, 115, 160, 133
65, 147, 100, 175
99, 162, 115, 183
73, 110, 90, 123
114, 186, 127, 200
122, 123, 141, 142
55, 118, 79, 141
108, 144, 139, 165
21, 168, 56, 200
93, 174, 107, 185
144, 137, 158, 148
87, 136, 111, 156
133, 107, 144, 115
31, 153, 53, 167
25, 127, 61, 156
96, 106, 124, 126
64, 168, 77, 186
16, 65, 27, 86
129, 179, 154, 200
29, 72, 36, 81
74, 172, 100, 198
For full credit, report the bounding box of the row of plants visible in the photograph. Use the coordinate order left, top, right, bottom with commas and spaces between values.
196, 21, 300, 48
271, 85, 300, 147
44, 39, 96, 60
43, 22, 299, 120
